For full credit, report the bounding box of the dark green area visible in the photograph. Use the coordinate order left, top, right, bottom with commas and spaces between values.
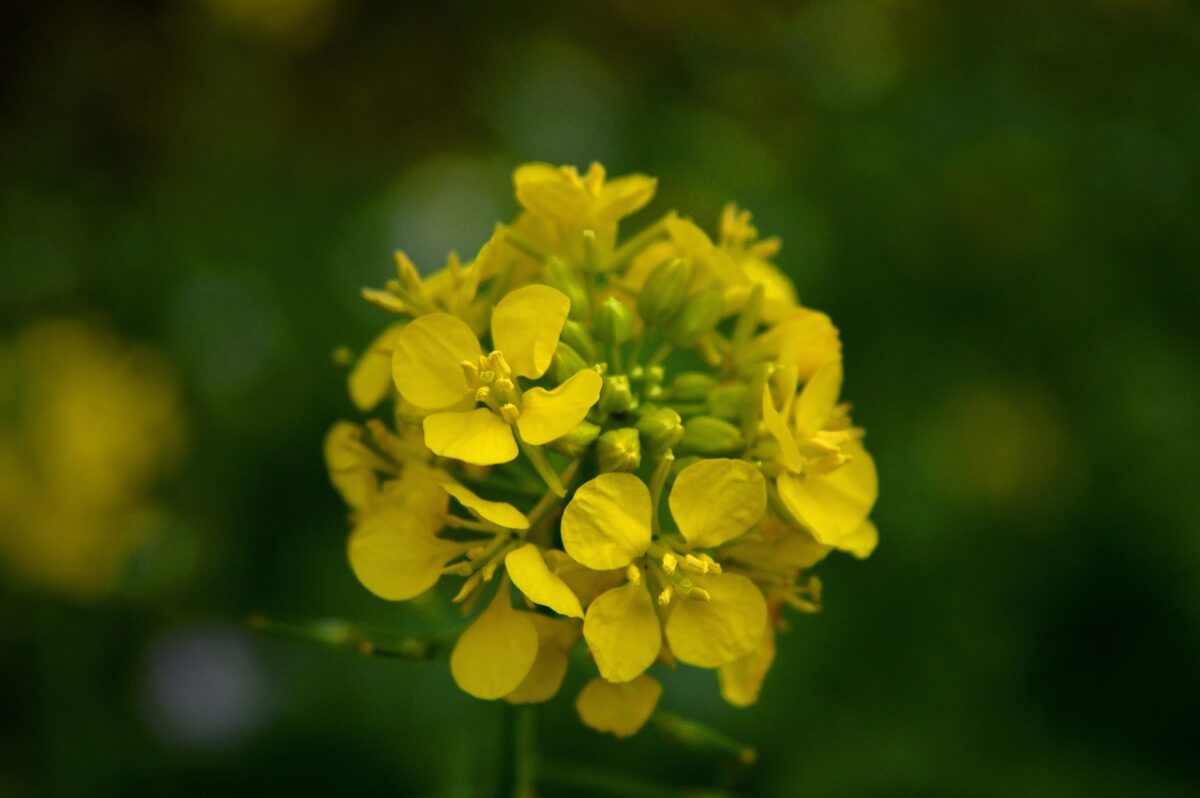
2, 1, 1198, 795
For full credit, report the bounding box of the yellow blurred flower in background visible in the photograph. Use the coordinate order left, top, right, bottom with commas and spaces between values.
0, 319, 187, 597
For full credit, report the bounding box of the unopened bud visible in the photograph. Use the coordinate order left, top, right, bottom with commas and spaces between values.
550, 342, 589, 384
595, 296, 635, 347
638, 257, 694, 325
636, 406, 684, 455
599, 374, 636, 414
543, 256, 589, 320
708, 383, 749, 420
597, 428, 642, 473
559, 319, 597, 362
678, 416, 745, 455
548, 420, 601, 457
671, 372, 717, 402
667, 288, 723, 347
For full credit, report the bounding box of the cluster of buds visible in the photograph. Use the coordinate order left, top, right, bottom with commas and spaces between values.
326, 163, 878, 737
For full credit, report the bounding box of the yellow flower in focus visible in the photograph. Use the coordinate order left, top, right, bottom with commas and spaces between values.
762, 361, 878, 554
391, 284, 602, 465
325, 161, 880, 735
0, 319, 186, 597
560, 460, 769, 698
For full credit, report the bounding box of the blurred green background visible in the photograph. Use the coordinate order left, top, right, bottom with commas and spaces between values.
2, 1, 1199, 795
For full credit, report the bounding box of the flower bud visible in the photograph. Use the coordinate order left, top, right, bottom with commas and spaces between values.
667, 288, 723, 347
559, 319, 597, 362
637, 257, 694, 325
671, 372, 717, 402
599, 374, 636, 414
636, 406, 684, 456
707, 383, 749, 420
543, 256, 589, 320
595, 297, 635, 347
548, 420, 601, 457
678, 416, 745, 455
597, 428, 642, 473
550, 342, 589, 384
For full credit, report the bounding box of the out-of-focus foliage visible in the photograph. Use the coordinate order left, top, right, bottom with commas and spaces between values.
1, 1, 1198, 796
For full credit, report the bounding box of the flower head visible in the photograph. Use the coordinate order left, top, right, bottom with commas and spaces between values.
325, 162, 879, 737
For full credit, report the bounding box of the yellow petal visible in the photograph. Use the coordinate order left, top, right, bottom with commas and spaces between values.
718, 625, 776, 708
841, 519, 879, 560
348, 323, 406, 411
665, 573, 767, 668
561, 473, 652, 570
792, 360, 843, 439
516, 368, 603, 445
777, 441, 877, 549
347, 507, 458, 601
583, 581, 661, 682
423, 408, 518, 465
575, 674, 662, 739
505, 615, 580, 705
514, 164, 591, 224
762, 389, 803, 473
438, 479, 528, 529
323, 421, 376, 510
724, 516, 831, 570
595, 174, 657, 225
391, 313, 480, 409
542, 550, 625, 609
491, 284, 571, 379
761, 308, 842, 381
450, 582, 539, 699
669, 458, 766, 548
505, 544, 584, 618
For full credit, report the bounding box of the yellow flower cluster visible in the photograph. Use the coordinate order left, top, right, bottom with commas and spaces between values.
326, 163, 878, 737
0, 319, 187, 596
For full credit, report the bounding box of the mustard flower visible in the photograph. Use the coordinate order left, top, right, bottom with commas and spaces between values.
325, 161, 880, 738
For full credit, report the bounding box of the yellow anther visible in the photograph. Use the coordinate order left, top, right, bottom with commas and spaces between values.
475, 386, 492, 403
460, 359, 479, 383
488, 350, 512, 377
657, 586, 674, 606
465, 545, 488, 561
687, 587, 711, 602
481, 557, 503, 581
625, 564, 642, 585
661, 552, 678, 574
809, 453, 850, 475
494, 377, 515, 396
500, 403, 521, 424
682, 553, 710, 574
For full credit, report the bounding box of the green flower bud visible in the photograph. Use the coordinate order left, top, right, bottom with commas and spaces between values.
597, 428, 642, 473
559, 319, 597, 363
548, 420, 601, 458
636, 407, 684, 456
543, 256, 589, 320
595, 297, 635, 347
707, 383, 749, 420
638, 257, 694, 325
671, 372, 717, 402
599, 374, 636, 414
550, 342, 589, 384
678, 416, 745, 456
667, 288, 723, 347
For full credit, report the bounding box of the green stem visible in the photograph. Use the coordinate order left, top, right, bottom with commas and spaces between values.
653, 713, 758, 766
247, 615, 449, 660
518, 437, 565, 497
513, 705, 536, 798
647, 452, 675, 535
604, 214, 674, 273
